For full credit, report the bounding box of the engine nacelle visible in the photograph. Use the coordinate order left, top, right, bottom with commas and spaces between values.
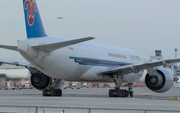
30, 71, 51, 90
145, 67, 173, 93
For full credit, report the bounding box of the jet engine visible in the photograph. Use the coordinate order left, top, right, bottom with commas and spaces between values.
30, 71, 50, 90
145, 67, 173, 93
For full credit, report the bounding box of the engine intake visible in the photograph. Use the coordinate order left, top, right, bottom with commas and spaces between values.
31, 71, 50, 90
145, 67, 173, 93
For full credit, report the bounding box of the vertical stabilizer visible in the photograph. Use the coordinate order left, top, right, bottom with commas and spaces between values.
23, 0, 47, 38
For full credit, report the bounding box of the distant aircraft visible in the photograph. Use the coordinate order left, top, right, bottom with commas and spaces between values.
0, 0, 179, 97
56, 17, 65, 19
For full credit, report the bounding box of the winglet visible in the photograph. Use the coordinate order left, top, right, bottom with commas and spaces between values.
32, 37, 95, 52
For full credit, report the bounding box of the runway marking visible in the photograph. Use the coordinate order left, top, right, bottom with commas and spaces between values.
139, 91, 177, 96
139, 92, 155, 95
166, 92, 178, 94
129, 98, 139, 99
92, 90, 104, 93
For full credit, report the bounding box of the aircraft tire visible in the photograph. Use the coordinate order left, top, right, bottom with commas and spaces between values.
57, 89, 62, 96
130, 91, 133, 97
124, 90, 128, 97
43, 89, 47, 96
117, 90, 128, 97
117, 90, 121, 97
126, 90, 128, 97
109, 89, 113, 97
121, 90, 125, 97
120, 90, 123, 97
110, 89, 131, 97
51, 89, 57, 96
109, 89, 118, 97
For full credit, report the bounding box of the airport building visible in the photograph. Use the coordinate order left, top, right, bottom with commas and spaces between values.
0, 64, 29, 89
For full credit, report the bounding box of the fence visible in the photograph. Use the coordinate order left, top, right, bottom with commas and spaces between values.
0, 105, 180, 113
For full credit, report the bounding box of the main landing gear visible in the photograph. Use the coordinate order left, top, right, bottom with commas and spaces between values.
109, 86, 133, 97
108, 73, 134, 97
42, 78, 63, 96
43, 89, 62, 96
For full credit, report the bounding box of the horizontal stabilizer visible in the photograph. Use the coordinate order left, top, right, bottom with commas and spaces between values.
32, 37, 95, 52
0, 45, 18, 51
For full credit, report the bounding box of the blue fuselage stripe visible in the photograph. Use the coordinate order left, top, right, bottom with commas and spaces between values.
69, 56, 133, 67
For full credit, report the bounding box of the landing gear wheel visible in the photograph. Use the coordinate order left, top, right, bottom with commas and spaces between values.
122, 90, 126, 97
113, 89, 117, 97
56, 89, 62, 96
109, 89, 113, 97
49, 89, 62, 96
51, 89, 57, 96
125, 90, 128, 97
119, 90, 128, 97
116, 89, 129, 97
117, 90, 121, 97
42, 89, 51, 96
43, 89, 47, 96
109, 89, 117, 97
130, 91, 133, 97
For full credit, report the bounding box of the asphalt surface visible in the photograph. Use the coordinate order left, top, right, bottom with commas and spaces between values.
0, 87, 180, 113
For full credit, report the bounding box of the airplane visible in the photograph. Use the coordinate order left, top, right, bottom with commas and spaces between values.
0, 0, 179, 97
56, 17, 65, 19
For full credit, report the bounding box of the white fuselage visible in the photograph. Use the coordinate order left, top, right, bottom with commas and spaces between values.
17, 37, 144, 83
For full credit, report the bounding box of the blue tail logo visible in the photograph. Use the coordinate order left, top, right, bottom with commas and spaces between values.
23, 0, 47, 38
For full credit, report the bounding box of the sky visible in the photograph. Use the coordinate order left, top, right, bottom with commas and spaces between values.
0, 0, 180, 60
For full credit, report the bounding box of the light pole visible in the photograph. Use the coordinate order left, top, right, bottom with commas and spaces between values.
175, 48, 178, 58
174, 48, 178, 83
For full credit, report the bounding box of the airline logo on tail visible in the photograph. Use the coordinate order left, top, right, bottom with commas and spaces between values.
24, 0, 37, 26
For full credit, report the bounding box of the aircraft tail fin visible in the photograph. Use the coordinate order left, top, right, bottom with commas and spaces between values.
23, 0, 47, 38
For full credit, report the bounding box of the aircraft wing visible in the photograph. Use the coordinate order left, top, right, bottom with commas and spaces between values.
0, 59, 33, 68
98, 58, 180, 76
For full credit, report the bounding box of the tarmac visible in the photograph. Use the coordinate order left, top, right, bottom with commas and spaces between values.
0, 87, 180, 113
